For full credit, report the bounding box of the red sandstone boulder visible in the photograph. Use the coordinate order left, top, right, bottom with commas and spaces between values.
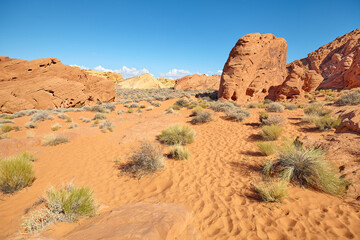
335, 106, 360, 134
174, 74, 220, 90
218, 33, 287, 102
0, 57, 115, 113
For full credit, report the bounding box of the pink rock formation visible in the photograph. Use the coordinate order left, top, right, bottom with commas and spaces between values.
0, 57, 115, 113
174, 74, 220, 90
218, 33, 288, 102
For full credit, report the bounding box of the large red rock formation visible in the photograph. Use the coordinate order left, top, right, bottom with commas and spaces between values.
0, 56, 115, 113
174, 74, 220, 90
218, 33, 288, 102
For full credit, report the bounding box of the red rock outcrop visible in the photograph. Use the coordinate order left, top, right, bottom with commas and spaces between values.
335, 106, 360, 134
0, 56, 115, 113
174, 74, 220, 90
218, 33, 287, 102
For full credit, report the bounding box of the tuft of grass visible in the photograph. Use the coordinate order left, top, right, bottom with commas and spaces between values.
42, 134, 68, 146
147, 106, 154, 111
18, 152, 37, 162
304, 103, 331, 116
257, 141, 277, 156
261, 115, 285, 126
175, 98, 189, 107
247, 102, 266, 109
80, 117, 91, 123
46, 183, 97, 221
266, 102, 284, 113
259, 111, 269, 123
284, 103, 297, 110
117, 110, 125, 114
261, 125, 283, 141
225, 109, 250, 122
0, 124, 13, 133
191, 106, 204, 116
92, 113, 107, 120
51, 123, 62, 131
313, 115, 342, 131
264, 144, 349, 195
0, 154, 35, 193
209, 101, 236, 112
99, 120, 114, 133
169, 145, 190, 160
57, 113, 68, 120
191, 112, 212, 124
158, 124, 196, 145
336, 92, 360, 106
127, 108, 134, 113
255, 180, 288, 202
30, 111, 52, 122
120, 141, 165, 178
171, 104, 181, 110
166, 108, 175, 114
65, 116, 72, 123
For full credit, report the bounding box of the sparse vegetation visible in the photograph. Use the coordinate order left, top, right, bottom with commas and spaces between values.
191, 106, 204, 116
99, 120, 114, 133
191, 112, 212, 124
69, 123, 78, 129
313, 115, 342, 131
169, 145, 190, 160
117, 110, 125, 114
284, 103, 297, 110
336, 91, 360, 106
166, 108, 175, 114
158, 124, 195, 145
255, 180, 288, 202
266, 102, 284, 113
80, 117, 91, 123
225, 109, 250, 122
0, 119, 14, 124
30, 111, 52, 122
261, 115, 285, 126
0, 124, 14, 133
51, 123, 62, 131
261, 125, 283, 141
209, 101, 236, 112
42, 134, 68, 146
257, 141, 277, 156
92, 113, 107, 120
120, 141, 165, 178
0, 154, 35, 193
127, 108, 133, 113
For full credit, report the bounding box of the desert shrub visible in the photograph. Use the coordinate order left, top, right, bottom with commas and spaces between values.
255, 180, 288, 202
284, 103, 297, 110
261, 115, 285, 126
89, 105, 107, 113
247, 102, 266, 108
266, 102, 284, 113
0, 154, 35, 193
139, 104, 146, 109
2, 114, 14, 119
264, 144, 349, 195
171, 104, 181, 110
191, 112, 212, 124
57, 113, 68, 120
99, 120, 114, 133
261, 125, 283, 141
69, 123, 78, 129
150, 101, 161, 107
264, 99, 274, 104
225, 109, 250, 122
209, 101, 235, 112
0, 124, 13, 133
30, 111, 51, 122
92, 113, 107, 120
336, 92, 360, 106
0, 119, 14, 124
259, 111, 269, 123
147, 106, 154, 111
169, 145, 190, 160
191, 106, 204, 116
313, 115, 342, 131
304, 103, 330, 116
257, 141, 277, 156
129, 103, 139, 108
175, 98, 189, 107
80, 117, 91, 123
65, 116, 72, 122
120, 141, 165, 178
42, 134, 68, 146
102, 103, 116, 111
158, 124, 196, 145
166, 108, 175, 114
0, 134, 9, 140
117, 110, 125, 115
25, 121, 38, 129
51, 123, 62, 131
46, 183, 97, 221
127, 108, 133, 113
18, 152, 37, 162
137, 108, 142, 113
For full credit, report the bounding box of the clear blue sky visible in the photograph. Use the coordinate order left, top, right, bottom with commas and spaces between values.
0, 0, 359, 78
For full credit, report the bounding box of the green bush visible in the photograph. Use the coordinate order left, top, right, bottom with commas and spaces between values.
169, 145, 190, 160
0, 154, 35, 193
191, 112, 212, 124
257, 141, 277, 156
46, 183, 97, 221
158, 124, 195, 145
255, 180, 288, 202
120, 141, 165, 178
264, 144, 349, 195
261, 125, 283, 141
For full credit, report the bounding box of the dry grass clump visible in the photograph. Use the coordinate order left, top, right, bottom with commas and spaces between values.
30, 111, 52, 122
264, 144, 349, 195
120, 141, 165, 178
129, 103, 139, 108
0, 124, 13, 133
175, 98, 189, 107
166, 107, 175, 114
57, 113, 68, 120
225, 109, 250, 122
303, 102, 330, 116
191, 106, 204, 116
261, 115, 285, 126
69, 123, 78, 129
99, 120, 114, 133
51, 123, 62, 131
313, 115, 342, 131
257, 141, 277, 156
117, 110, 125, 114
336, 91, 360, 106
158, 124, 195, 145
0, 119, 14, 124
0, 154, 35, 193
255, 180, 288, 202
284, 103, 297, 110
147, 106, 154, 111
80, 117, 91, 123
191, 112, 212, 124
87, 105, 108, 113
247, 102, 266, 109
92, 113, 107, 120
261, 125, 283, 141
42, 134, 68, 146
302, 103, 340, 131
169, 145, 190, 160
209, 101, 236, 112
266, 102, 284, 113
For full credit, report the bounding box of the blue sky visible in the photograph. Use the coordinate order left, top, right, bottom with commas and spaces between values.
0, 0, 359, 79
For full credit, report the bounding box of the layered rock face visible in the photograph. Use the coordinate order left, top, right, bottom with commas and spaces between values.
218, 33, 288, 102
83, 69, 124, 82
117, 73, 167, 89
0, 57, 115, 113
174, 74, 220, 90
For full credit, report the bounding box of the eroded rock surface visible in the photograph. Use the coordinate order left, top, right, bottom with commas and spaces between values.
117, 73, 166, 89
174, 74, 220, 90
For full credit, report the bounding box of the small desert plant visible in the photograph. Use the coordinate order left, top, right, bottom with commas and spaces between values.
191, 106, 204, 116
284, 103, 297, 110
255, 180, 288, 202
209, 101, 235, 112
158, 124, 196, 145
0, 124, 13, 133
257, 141, 277, 156
304, 103, 331, 116
169, 145, 190, 160
266, 102, 284, 113
261, 125, 283, 141
150, 102, 161, 107
336, 92, 360, 106
57, 113, 68, 120
0, 119, 14, 124
89, 105, 107, 113
42, 134, 68, 146
264, 144, 349, 195
127, 108, 134, 113
120, 141, 165, 178
117, 110, 125, 115
259, 111, 269, 123
191, 112, 212, 124
69, 123, 78, 129
261, 115, 285, 126
129, 103, 139, 108
102, 103, 116, 111
46, 183, 97, 221
65, 116, 72, 123
92, 113, 107, 120
175, 98, 189, 107
166, 108, 175, 114
171, 104, 181, 110
51, 123, 62, 131
30, 111, 52, 122
99, 120, 114, 133
80, 117, 91, 123
313, 115, 342, 131
140, 104, 146, 108
0, 154, 35, 193
18, 152, 37, 162
147, 106, 154, 111
225, 109, 250, 122
247, 102, 266, 108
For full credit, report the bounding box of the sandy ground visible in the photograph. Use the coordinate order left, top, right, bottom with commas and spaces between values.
0, 99, 359, 239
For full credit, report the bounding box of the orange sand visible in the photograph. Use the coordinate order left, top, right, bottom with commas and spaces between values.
0, 99, 359, 239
